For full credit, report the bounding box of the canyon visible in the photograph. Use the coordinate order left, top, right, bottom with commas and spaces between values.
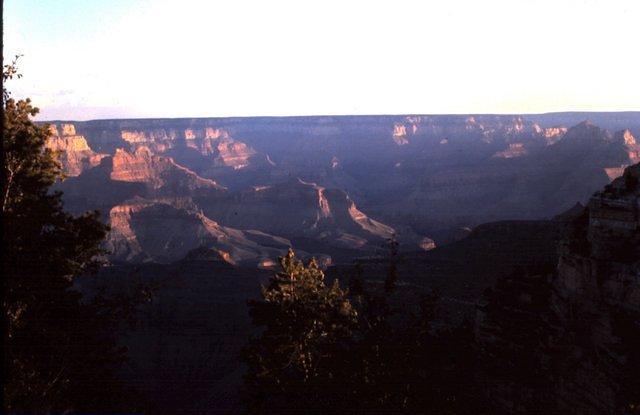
45, 123, 108, 176
78, 161, 638, 413
48, 113, 640, 266
55, 114, 639, 413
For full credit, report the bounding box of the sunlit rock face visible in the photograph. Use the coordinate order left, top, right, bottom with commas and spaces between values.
210, 137, 256, 169
45, 123, 108, 176
615, 129, 640, 163
111, 147, 224, 191
392, 123, 409, 145
388, 115, 567, 154
492, 142, 527, 158
205, 127, 229, 140
105, 197, 294, 265
189, 127, 257, 170
120, 129, 179, 153
61, 123, 76, 136
184, 129, 197, 140
121, 130, 148, 144
106, 198, 151, 262
532, 123, 567, 144
121, 129, 179, 144
418, 237, 436, 250
118, 126, 258, 171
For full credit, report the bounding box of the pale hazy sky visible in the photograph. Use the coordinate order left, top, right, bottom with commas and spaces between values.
4, 0, 639, 120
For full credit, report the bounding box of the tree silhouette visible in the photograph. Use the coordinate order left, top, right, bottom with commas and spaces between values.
242, 249, 357, 413
242, 247, 482, 413
2, 60, 137, 413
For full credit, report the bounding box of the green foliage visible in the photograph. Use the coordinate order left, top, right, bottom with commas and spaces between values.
242, 246, 480, 413
3, 54, 23, 102
2, 61, 136, 413
242, 249, 357, 412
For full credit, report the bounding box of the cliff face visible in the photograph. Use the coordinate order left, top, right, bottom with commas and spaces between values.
397, 121, 639, 230
117, 126, 258, 171
47, 114, 640, 263
111, 147, 224, 191
550, 163, 639, 414
392, 115, 551, 146
60, 144, 393, 264
198, 178, 395, 250
45, 123, 107, 176
105, 197, 296, 266
475, 163, 640, 414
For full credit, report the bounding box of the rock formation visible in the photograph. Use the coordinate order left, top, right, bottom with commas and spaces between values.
549, 163, 639, 413
492, 142, 527, 158
111, 147, 224, 191
43, 114, 640, 264
57, 143, 393, 263
118, 126, 258, 171
392, 123, 409, 145
45, 123, 107, 176
475, 162, 640, 414
105, 197, 297, 265
198, 178, 394, 251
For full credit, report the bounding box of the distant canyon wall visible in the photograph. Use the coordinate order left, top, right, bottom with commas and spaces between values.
43, 113, 640, 265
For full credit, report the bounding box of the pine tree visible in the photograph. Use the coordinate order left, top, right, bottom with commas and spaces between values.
2, 59, 136, 413
242, 244, 482, 413
242, 249, 357, 413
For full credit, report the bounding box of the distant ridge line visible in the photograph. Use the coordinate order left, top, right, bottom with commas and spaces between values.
38, 111, 640, 124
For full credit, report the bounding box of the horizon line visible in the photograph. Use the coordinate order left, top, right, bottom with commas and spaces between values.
36, 110, 640, 124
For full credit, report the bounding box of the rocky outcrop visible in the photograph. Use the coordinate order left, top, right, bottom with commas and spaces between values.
475, 162, 640, 414
532, 123, 567, 144
111, 147, 224, 191
106, 198, 151, 262
615, 129, 640, 163
46, 123, 108, 176
392, 123, 409, 145
214, 139, 256, 169
199, 134, 256, 169
586, 167, 639, 260
199, 178, 394, 251
618, 129, 637, 146
492, 142, 527, 158
121, 129, 178, 144
390, 115, 566, 149
418, 237, 436, 250
549, 163, 639, 414
119, 126, 258, 170
105, 197, 294, 265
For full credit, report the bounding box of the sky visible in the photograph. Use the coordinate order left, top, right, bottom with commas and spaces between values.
3, 0, 639, 120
